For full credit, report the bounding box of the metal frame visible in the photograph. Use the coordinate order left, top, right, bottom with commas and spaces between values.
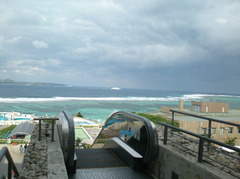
170, 109, 240, 138
158, 121, 240, 162
34, 117, 59, 142
0, 146, 19, 178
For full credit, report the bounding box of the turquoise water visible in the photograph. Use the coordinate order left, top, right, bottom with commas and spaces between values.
0, 84, 240, 123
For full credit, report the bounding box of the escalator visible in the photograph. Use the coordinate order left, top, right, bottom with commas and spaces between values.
58, 111, 159, 179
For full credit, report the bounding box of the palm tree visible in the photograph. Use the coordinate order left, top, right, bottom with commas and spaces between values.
75, 137, 83, 149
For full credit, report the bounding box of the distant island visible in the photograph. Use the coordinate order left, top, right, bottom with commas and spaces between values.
0, 79, 66, 87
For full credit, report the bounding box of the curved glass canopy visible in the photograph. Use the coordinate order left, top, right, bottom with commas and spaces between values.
92, 111, 159, 165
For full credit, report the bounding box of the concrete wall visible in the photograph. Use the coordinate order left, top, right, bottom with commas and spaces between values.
148, 143, 236, 179
192, 101, 229, 113
179, 120, 240, 145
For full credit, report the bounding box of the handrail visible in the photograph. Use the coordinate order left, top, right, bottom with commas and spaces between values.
57, 111, 76, 174
157, 121, 240, 162
170, 109, 240, 127
170, 109, 240, 144
0, 146, 20, 178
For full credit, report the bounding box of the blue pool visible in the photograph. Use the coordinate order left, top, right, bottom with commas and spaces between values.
75, 122, 93, 125
0, 116, 8, 120
13, 118, 31, 120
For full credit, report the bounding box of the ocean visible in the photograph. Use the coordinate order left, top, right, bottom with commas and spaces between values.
0, 84, 240, 122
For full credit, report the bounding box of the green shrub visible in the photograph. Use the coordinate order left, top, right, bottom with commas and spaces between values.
11, 140, 25, 144
76, 112, 84, 118
0, 139, 7, 144
136, 113, 180, 127
225, 137, 237, 146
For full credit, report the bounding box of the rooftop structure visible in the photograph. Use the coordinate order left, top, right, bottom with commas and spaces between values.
192, 101, 229, 113
8, 122, 34, 139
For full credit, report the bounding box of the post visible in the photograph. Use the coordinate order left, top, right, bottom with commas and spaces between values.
198, 138, 204, 162
164, 126, 168, 145
8, 162, 12, 178
170, 111, 175, 136
51, 120, 55, 142
172, 111, 174, 126
208, 120, 212, 150
39, 119, 42, 141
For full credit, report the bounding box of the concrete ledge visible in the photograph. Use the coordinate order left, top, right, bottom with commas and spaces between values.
48, 125, 68, 179
148, 143, 238, 179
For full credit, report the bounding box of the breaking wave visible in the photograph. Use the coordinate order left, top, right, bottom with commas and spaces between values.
0, 93, 238, 103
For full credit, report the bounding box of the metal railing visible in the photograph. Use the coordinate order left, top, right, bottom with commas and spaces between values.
158, 121, 240, 161
170, 109, 240, 139
0, 146, 20, 179
34, 117, 59, 142
158, 121, 240, 176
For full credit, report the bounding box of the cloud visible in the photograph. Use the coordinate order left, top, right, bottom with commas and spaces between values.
32, 40, 48, 49
0, 0, 240, 93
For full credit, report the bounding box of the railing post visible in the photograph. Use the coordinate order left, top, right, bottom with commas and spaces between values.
164, 126, 168, 145
198, 138, 204, 162
39, 119, 42, 141
208, 120, 212, 150
171, 111, 175, 136
171, 111, 174, 126
51, 120, 55, 142
8, 162, 12, 178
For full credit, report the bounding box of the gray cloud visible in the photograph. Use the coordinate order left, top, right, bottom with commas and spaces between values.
0, 0, 240, 94
32, 40, 49, 49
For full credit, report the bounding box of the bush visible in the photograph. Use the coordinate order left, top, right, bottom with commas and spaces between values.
11, 140, 25, 144
225, 137, 237, 146
76, 112, 84, 118
0, 139, 7, 144
136, 113, 180, 127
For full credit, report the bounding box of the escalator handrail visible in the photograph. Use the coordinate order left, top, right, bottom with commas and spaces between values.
57, 111, 76, 171
93, 111, 158, 164
109, 137, 143, 158
0, 146, 20, 178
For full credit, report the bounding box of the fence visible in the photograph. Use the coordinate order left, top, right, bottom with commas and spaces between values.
158, 110, 240, 177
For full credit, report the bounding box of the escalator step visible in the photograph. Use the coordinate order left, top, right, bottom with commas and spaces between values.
75, 149, 125, 169
74, 167, 154, 179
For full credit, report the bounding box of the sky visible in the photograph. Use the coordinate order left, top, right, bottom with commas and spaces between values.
0, 0, 240, 94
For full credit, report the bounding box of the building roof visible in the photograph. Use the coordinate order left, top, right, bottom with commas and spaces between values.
8, 122, 34, 138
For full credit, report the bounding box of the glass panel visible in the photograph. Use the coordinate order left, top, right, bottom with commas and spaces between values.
93, 114, 148, 156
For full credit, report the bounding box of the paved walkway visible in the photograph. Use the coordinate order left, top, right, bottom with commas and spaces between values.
0, 144, 25, 164
0, 144, 25, 176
